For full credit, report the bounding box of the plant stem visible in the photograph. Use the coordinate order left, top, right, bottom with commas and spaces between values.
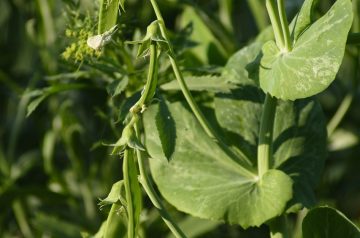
257, 94, 277, 177
277, 0, 292, 51
131, 42, 158, 113
12, 200, 34, 238
123, 149, 135, 238
265, 0, 285, 49
134, 123, 187, 238
148, 0, 255, 174
327, 93, 354, 137
247, 0, 269, 31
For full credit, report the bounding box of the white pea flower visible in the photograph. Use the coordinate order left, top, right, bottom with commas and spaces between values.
87, 25, 118, 50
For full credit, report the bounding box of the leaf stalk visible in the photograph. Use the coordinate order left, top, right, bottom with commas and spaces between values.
134, 123, 188, 238
257, 94, 277, 177
277, 0, 292, 51
265, 0, 285, 49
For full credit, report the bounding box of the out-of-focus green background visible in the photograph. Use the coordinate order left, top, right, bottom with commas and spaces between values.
0, 0, 359, 237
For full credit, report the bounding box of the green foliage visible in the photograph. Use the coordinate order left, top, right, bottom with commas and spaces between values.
98, 0, 125, 34
259, 0, 353, 100
303, 207, 360, 238
1, 0, 360, 237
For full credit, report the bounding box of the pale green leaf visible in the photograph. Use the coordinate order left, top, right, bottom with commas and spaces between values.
216, 42, 327, 211
144, 102, 293, 228
303, 207, 360, 238
160, 75, 237, 92
260, 0, 353, 100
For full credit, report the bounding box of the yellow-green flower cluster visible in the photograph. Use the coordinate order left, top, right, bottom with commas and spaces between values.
62, 27, 102, 62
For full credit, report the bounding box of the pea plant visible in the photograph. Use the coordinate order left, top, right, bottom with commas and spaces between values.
20, 0, 360, 237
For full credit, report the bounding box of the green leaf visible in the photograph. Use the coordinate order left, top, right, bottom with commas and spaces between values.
166, 216, 219, 238
144, 38, 327, 227
144, 102, 293, 228
259, 0, 353, 100
179, 7, 227, 64
216, 43, 327, 211
107, 77, 129, 98
160, 75, 237, 93
98, 0, 125, 34
155, 99, 176, 161
291, 0, 317, 41
26, 84, 89, 117
302, 207, 360, 238
26, 94, 48, 117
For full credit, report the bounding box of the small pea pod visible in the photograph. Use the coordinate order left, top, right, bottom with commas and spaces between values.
130, 42, 158, 114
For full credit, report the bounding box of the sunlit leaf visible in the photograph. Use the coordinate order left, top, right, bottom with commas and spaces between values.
259, 0, 353, 100
144, 102, 293, 228
160, 75, 237, 93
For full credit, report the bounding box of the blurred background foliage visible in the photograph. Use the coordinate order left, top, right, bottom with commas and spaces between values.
0, 0, 359, 237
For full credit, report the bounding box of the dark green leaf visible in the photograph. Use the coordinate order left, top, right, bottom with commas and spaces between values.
107, 77, 129, 98
303, 207, 360, 238
155, 99, 176, 161
26, 94, 48, 117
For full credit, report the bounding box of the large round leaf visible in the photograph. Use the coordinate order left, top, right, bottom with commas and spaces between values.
259, 0, 353, 100
144, 102, 293, 228
216, 43, 327, 211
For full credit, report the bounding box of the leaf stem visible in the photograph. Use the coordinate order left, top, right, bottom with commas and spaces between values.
134, 123, 188, 238
257, 94, 277, 177
327, 93, 354, 137
265, 0, 285, 49
277, 0, 292, 51
123, 149, 135, 238
12, 200, 34, 238
148, 0, 255, 174
247, 0, 269, 31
